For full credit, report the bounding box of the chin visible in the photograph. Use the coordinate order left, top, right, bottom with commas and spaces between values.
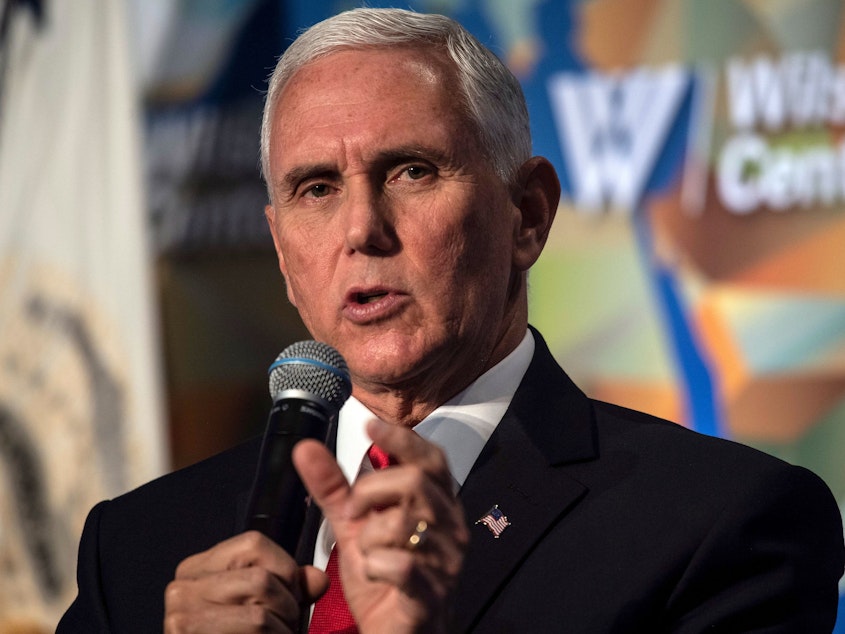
344, 342, 425, 384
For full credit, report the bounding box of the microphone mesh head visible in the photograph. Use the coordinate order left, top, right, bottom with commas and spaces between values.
268, 340, 352, 411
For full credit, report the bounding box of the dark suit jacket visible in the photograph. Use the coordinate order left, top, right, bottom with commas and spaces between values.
58, 332, 844, 632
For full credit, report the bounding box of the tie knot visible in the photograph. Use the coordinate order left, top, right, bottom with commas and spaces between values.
367, 444, 394, 470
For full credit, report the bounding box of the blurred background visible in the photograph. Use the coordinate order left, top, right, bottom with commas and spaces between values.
1, 0, 843, 630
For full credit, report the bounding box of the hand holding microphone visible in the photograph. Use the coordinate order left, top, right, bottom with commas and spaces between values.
164, 341, 467, 633
164, 341, 350, 633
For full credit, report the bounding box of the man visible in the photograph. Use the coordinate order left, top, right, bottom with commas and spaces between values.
59, 8, 844, 633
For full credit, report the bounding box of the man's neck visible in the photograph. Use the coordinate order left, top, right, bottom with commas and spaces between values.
350, 317, 529, 427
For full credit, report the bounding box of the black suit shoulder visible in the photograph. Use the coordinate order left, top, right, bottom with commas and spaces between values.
102, 434, 261, 545
589, 397, 832, 508
58, 436, 262, 633
457, 331, 844, 632
592, 400, 845, 630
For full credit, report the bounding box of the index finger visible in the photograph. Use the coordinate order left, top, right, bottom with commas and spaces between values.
175, 531, 298, 584
366, 419, 452, 491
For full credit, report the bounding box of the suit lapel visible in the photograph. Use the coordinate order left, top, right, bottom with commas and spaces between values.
451, 330, 599, 632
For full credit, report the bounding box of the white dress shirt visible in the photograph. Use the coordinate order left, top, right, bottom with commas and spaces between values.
313, 330, 535, 571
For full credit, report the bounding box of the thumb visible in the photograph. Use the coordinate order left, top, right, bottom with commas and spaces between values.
300, 565, 330, 604
293, 439, 351, 529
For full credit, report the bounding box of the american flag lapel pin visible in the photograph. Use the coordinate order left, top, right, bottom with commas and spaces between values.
476, 504, 511, 538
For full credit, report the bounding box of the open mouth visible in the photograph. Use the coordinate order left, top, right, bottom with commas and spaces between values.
356, 291, 388, 304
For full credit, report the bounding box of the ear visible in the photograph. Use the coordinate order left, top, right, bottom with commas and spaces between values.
264, 204, 298, 307
511, 157, 560, 271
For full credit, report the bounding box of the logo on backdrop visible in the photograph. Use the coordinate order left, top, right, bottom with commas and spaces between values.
548, 66, 689, 213
548, 50, 845, 216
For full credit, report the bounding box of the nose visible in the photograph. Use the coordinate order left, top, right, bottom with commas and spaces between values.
342, 182, 397, 255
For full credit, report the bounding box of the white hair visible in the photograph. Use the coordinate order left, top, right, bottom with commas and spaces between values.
259, 7, 531, 195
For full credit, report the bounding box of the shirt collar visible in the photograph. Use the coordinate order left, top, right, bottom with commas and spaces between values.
335, 329, 535, 490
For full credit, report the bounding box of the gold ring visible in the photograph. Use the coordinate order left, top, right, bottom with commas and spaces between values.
406, 520, 429, 550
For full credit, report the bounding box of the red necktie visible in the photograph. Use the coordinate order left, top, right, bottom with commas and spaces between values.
308, 445, 394, 633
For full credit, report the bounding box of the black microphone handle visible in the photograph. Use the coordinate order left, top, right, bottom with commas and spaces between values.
244, 396, 333, 555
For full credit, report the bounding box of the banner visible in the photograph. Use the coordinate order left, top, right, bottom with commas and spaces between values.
0, 0, 166, 629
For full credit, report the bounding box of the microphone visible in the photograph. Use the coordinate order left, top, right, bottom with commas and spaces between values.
244, 340, 352, 554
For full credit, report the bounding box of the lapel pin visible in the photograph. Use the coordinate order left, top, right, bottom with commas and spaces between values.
476, 504, 511, 538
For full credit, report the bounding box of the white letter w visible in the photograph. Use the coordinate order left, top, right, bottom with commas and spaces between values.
548, 67, 688, 213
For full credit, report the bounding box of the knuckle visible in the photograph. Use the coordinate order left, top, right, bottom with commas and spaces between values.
407, 466, 427, 490
245, 603, 273, 629
231, 531, 279, 571
163, 611, 192, 633
390, 552, 416, 585
381, 509, 404, 535
248, 566, 277, 596
173, 557, 193, 579
164, 580, 186, 608
240, 529, 267, 550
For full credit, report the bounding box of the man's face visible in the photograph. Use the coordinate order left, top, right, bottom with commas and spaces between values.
265, 48, 524, 400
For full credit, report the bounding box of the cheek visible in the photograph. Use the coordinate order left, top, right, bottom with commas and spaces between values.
406, 217, 468, 286
409, 211, 507, 310
279, 237, 333, 310
285, 257, 322, 302
458, 213, 516, 306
